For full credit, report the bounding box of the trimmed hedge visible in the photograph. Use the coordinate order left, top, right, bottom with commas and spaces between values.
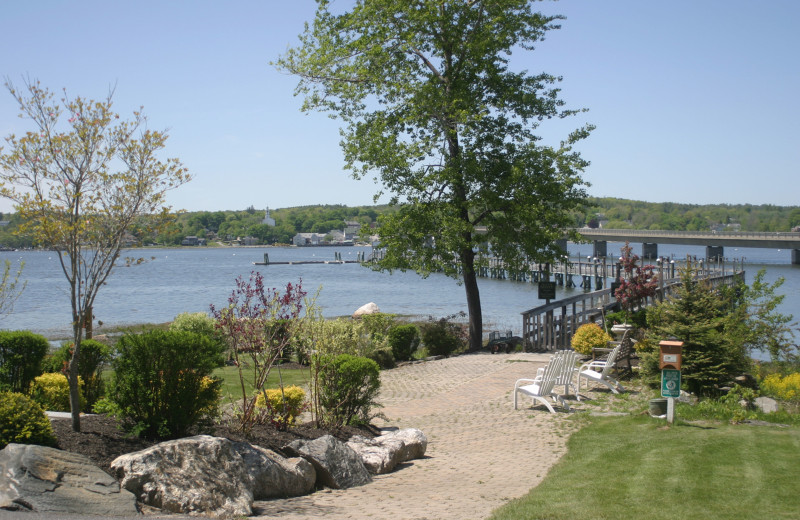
0, 330, 49, 393
317, 354, 381, 428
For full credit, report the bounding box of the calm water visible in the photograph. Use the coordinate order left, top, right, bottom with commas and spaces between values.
2, 243, 798, 341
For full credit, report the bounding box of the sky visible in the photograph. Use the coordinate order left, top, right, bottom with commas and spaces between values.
1, 0, 798, 214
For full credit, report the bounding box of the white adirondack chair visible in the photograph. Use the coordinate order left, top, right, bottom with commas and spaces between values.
513, 352, 570, 413
554, 349, 580, 401
578, 343, 625, 394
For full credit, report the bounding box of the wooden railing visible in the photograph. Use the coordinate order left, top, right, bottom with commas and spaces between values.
520, 270, 745, 352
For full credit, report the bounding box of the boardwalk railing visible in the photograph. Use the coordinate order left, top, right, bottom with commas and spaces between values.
520, 270, 745, 352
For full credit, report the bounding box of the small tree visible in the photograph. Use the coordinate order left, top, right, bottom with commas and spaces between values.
211, 273, 307, 432
614, 242, 658, 323
0, 79, 190, 431
0, 259, 25, 317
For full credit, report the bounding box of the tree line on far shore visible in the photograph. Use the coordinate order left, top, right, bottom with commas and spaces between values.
1, 198, 798, 249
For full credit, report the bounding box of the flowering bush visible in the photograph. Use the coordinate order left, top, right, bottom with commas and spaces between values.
571, 323, 612, 356
254, 385, 307, 427
760, 373, 800, 403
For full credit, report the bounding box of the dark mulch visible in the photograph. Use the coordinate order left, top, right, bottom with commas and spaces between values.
50, 414, 378, 474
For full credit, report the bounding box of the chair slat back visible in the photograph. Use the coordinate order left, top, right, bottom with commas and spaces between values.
601, 344, 622, 377
538, 352, 565, 395
554, 349, 578, 386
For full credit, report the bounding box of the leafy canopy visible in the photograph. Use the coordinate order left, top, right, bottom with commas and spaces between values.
277, 1, 592, 349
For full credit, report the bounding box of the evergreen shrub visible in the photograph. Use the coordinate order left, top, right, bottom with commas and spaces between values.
0, 330, 49, 393
109, 329, 224, 439
388, 324, 420, 361
419, 316, 465, 357
0, 391, 57, 449
317, 354, 380, 428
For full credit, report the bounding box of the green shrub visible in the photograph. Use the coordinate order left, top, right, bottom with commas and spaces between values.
419, 315, 465, 357
316, 354, 381, 428
169, 312, 226, 361
388, 324, 420, 361
40, 339, 111, 408
254, 385, 307, 427
30, 372, 85, 412
0, 330, 49, 393
367, 347, 396, 369
571, 323, 613, 356
109, 329, 224, 439
0, 391, 57, 449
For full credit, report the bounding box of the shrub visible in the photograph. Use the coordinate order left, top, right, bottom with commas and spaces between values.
419, 314, 466, 357
170, 312, 226, 361
316, 354, 381, 428
40, 339, 111, 408
0, 330, 49, 393
571, 323, 612, 356
388, 324, 420, 361
109, 329, 224, 439
0, 391, 57, 449
254, 385, 307, 427
30, 372, 85, 412
367, 347, 396, 369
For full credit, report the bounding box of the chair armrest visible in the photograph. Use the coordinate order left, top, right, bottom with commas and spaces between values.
579, 360, 607, 372
514, 378, 540, 389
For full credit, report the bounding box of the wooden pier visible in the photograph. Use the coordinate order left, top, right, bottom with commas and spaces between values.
253, 251, 368, 265
520, 267, 745, 352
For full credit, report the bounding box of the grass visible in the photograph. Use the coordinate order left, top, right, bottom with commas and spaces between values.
488, 413, 800, 520
213, 364, 312, 400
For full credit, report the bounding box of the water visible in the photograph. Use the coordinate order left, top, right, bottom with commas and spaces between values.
1, 243, 798, 341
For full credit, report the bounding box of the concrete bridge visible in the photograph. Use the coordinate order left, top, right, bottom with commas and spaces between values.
574, 228, 800, 264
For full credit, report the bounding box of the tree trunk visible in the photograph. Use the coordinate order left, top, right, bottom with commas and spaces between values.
69, 317, 84, 432
461, 248, 483, 352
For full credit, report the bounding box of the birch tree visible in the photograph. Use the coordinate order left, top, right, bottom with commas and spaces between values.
0, 79, 190, 431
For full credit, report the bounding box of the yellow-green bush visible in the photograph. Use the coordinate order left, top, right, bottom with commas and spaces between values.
30, 373, 86, 412
760, 373, 800, 403
571, 323, 612, 356
254, 385, 307, 426
0, 391, 57, 449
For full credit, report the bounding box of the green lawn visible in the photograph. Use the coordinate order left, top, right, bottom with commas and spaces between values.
489, 415, 800, 520
213, 364, 312, 400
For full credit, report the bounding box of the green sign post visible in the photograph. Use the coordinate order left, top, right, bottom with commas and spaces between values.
661, 369, 681, 398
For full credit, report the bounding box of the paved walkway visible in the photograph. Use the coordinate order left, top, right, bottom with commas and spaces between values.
253, 352, 579, 520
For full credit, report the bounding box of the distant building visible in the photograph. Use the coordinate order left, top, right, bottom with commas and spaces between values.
293, 233, 323, 246
181, 236, 206, 246
262, 207, 276, 227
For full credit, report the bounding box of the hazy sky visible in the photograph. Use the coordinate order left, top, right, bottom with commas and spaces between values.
1, 1, 798, 214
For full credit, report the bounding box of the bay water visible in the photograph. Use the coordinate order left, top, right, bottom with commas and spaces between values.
2, 243, 798, 342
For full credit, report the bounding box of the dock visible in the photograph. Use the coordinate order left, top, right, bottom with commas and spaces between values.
253, 251, 368, 265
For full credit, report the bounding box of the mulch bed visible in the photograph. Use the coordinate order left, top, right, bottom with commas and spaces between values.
50, 414, 378, 474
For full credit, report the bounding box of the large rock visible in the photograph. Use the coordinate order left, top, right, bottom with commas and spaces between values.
0, 443, 138, 516
352, 302, 380, 318
381, 428, 428, 462
754, 396, 779, 414
284, 435, 372, 489
346, 435, 407, 474
110, 435, 253, 517
232, 441, 316, 499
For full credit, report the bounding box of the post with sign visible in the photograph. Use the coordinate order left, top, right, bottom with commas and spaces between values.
659, 340, 683, 424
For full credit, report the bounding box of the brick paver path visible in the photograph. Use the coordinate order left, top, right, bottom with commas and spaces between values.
253, 352, 577, 520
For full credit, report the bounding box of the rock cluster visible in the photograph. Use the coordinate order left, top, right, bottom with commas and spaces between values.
1, 427, 427, 517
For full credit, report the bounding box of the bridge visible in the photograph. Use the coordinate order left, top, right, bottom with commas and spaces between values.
574, 228, 800, 264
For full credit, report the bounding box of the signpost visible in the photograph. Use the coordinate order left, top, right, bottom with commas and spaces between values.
659, 340, 683, 424
538, 281, 556, 300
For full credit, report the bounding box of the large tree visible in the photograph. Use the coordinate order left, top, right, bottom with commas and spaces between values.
0, 79, 189, 431
277, 0, 592, 351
